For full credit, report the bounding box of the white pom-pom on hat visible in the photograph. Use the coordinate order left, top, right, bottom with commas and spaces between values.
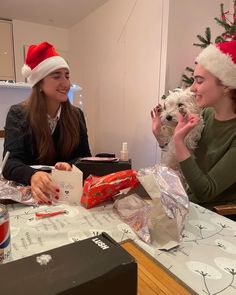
21, 64, 32, 78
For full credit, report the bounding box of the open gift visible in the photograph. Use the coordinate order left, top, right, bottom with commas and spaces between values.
114, 165, 189, 250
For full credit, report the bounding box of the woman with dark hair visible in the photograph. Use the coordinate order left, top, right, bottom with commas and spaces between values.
3, 41, 91, 204
152, 40, 236, 208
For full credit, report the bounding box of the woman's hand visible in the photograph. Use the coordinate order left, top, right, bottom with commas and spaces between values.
150, 104, 163, 139
55, 162, 72, 171
174, 112, 200, 142
31, 171, 60, 204
173, 112, 200, 162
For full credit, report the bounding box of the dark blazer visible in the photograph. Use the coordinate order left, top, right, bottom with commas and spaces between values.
3, 104, 91, 185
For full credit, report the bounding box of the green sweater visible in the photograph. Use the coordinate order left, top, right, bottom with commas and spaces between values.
180, 107, 236, 207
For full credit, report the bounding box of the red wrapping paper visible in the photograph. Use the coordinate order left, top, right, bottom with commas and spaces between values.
81, 169, 139, 209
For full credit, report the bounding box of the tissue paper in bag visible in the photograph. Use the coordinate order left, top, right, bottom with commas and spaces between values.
137, 165, 189, 249
114, 193, 152, 244
113, 165, 189, 248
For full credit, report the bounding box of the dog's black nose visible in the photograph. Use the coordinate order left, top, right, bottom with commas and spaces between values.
166, 115, 172, 121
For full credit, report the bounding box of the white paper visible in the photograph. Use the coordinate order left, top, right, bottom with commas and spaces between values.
51, 165, 83, 204
137, 174, 161, 199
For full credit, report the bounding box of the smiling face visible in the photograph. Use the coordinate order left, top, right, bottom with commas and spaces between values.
190, 64, 227, 109
40, 68, 71, 105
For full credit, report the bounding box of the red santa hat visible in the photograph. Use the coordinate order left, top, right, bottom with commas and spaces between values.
22, 41, 70, 86
196, 40, 236, 89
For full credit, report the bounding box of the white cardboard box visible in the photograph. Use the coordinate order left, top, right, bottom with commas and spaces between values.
52, 165, 83, 204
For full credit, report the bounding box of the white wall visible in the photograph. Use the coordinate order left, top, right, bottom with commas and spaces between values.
165, 0, 230, 91
69, 0, 167, 169
0, 86, 31, 129
12, 20, 68, 82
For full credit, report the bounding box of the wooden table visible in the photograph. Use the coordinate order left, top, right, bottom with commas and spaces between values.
122, 241, 193, 295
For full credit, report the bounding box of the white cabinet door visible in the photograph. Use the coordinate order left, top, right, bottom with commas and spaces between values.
0, 20, 15, 80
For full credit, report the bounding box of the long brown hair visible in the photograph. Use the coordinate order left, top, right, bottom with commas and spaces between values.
216, 78, 236, 114
230, 89, 236, 114
23, 83, 80, 164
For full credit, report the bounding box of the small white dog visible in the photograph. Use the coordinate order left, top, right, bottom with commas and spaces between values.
152, 88, 204, 170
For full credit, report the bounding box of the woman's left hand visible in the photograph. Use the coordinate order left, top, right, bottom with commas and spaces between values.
173, 112, 200, 162
174, 112, 200, 142
55, 162, 72, 171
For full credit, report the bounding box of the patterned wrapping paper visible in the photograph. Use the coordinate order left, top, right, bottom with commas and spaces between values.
114, 193, 152, 244
81, 170, 139, 209
0, 178, 35, 205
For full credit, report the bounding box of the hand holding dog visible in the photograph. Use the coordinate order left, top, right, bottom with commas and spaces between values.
174, 112, 200, 141
150, 104, 163, 139
150, 88, 203, 168
173, 112, 201, 162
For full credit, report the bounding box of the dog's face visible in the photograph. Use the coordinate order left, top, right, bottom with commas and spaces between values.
160, 88, 200, 125
158, 88, 204, 169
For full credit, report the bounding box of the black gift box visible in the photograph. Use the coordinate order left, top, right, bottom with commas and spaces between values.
0, 233, 137, 295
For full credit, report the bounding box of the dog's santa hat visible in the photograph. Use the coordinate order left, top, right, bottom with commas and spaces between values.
22, 41, 69, 86
196, 40, 236, 89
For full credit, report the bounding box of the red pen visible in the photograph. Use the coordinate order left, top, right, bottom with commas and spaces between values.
35, 210, 67, 218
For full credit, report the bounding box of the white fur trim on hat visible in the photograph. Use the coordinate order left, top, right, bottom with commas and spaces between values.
196, 44, 236, 89
22, 56, 70, 87
21, 64, 32, 78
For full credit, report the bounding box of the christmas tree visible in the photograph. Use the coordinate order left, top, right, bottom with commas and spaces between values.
182, 0, 236, 87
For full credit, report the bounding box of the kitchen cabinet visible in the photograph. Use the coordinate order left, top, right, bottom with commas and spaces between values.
0, 20, 15, 81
